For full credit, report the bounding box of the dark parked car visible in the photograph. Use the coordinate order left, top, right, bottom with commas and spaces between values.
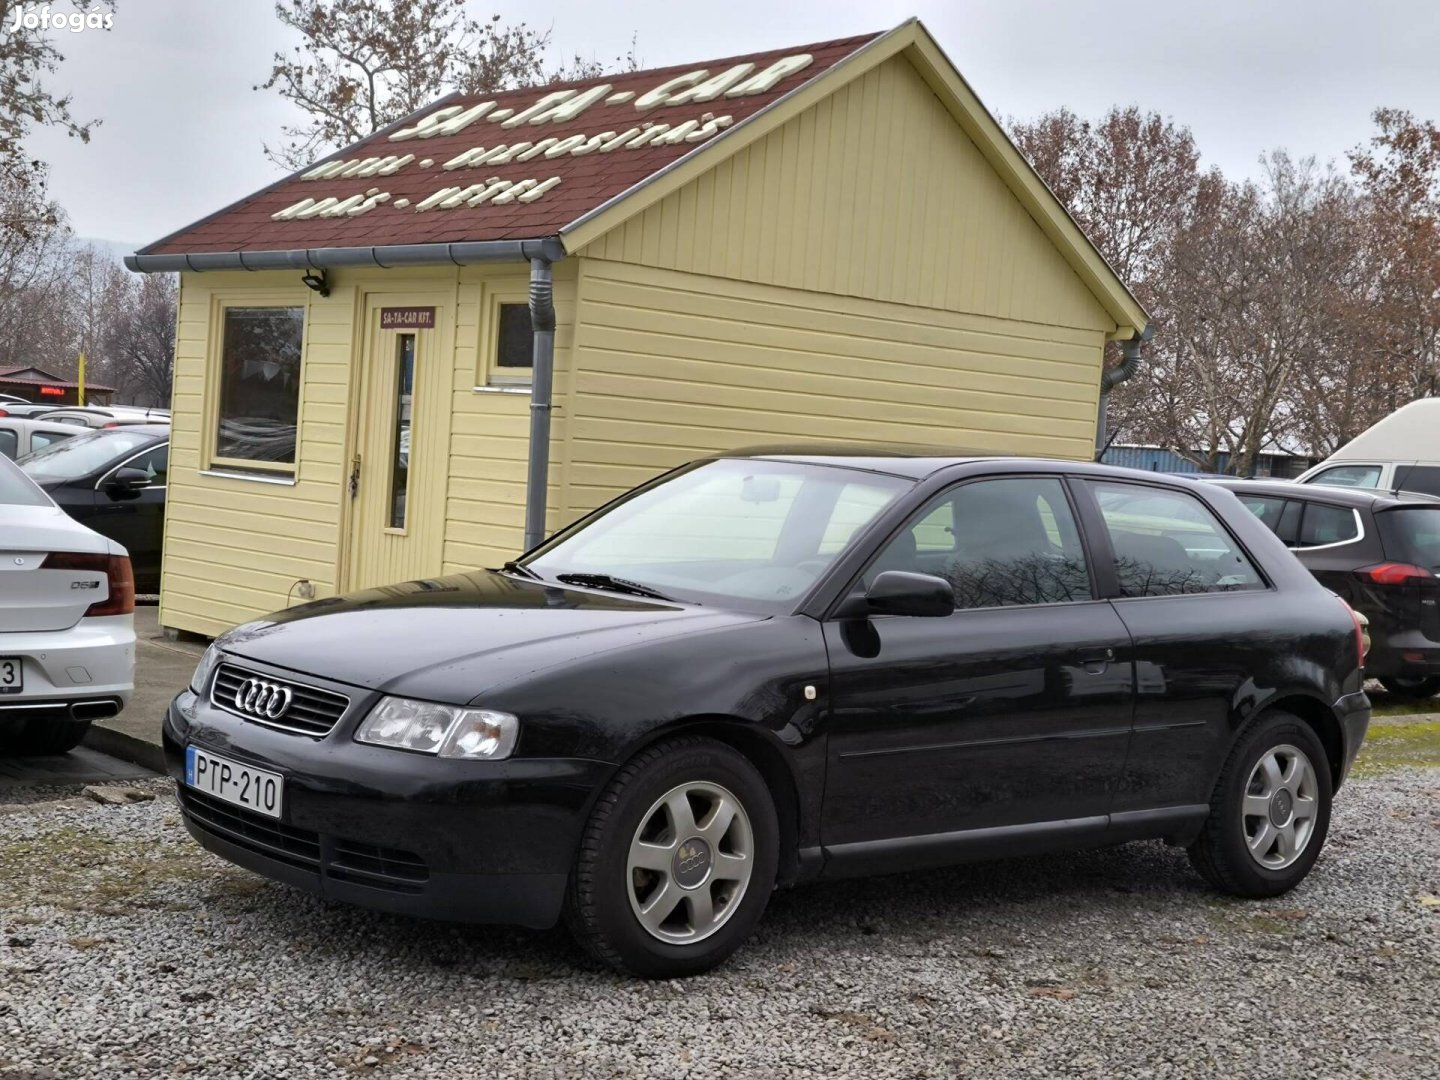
167, 452, 1369, 977
18, 424, 168, 594
1217, 479, 1440, 698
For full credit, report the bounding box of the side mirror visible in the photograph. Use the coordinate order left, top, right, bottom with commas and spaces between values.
838, 570, 956, 619
104, 467, 149, 499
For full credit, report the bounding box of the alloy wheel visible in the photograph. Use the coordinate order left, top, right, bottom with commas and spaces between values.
1241, 744, 1319, 870
626, 781, 754, 944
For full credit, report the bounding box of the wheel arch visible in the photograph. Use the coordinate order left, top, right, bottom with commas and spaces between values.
1259, 693, 1345, 789
610, 715, 808, 886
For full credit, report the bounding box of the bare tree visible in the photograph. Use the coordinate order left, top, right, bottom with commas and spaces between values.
1010, 107, 1223, 451
0, 0, 113, 206
255, 0, 553, 171
102, 272, 178, 406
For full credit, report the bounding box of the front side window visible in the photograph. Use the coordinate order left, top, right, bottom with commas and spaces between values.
0, 429, 15, 459
1237, 494, 1300, 545
1093, 482, 1265, 597
30, 430, 72, 452
119, 445, 169, 488
866, 477, 1092, 609
1296, 504, 1360, 547
1306, 464, 1382, 490
526, 459, 911, 613
216, 306, 304, 465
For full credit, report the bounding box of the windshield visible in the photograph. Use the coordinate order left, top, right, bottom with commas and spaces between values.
1377, 508, 1440, 572
0, 455, 50, 506
18, 428, 157, 482
525, 459, 912, 612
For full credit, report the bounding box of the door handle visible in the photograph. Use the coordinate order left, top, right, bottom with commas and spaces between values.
1077, 647, 1115, 674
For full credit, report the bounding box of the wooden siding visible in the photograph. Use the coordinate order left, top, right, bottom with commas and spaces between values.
161, 266, 574, 637
578, 54, 1115, 336
558, 257, 1105, 519
162, 271, 355, 637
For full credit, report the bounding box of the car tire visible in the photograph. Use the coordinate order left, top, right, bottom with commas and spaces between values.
1378, 675, 1440, 700
0, 718, 92, 756
564, 735, 779, 978
1187, 710, 1333, 898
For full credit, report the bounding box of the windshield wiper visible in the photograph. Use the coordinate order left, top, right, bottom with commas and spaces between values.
554, 572, 677, 602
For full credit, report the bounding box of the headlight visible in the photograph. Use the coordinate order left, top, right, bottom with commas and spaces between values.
355, 696, 519, 760
189, 643, 222, 694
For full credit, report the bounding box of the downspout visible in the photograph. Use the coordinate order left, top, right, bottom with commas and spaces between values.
523, 252, 557, 551
1095, 324, 1154, 459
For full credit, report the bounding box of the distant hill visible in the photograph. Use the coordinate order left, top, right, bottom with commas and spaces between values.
74, 237, 141, 264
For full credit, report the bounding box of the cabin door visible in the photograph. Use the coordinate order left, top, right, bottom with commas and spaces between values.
345, 294, 450, 592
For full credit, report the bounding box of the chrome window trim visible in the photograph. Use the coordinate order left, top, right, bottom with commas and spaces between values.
208, 663, 350, 737
1290, 507, 1365, 552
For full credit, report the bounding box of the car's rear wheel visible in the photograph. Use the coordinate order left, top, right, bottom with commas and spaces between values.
564, 735, 779, 977
0, 718, 92, 756
1188, 710, 1333, 898
1378, 675, 1440, 699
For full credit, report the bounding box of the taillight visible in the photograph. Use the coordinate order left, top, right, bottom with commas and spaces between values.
1356, 562, 1435, 586
103, 422, 120, 429
1336, 597, 1368, 666
40, 552, 136, 616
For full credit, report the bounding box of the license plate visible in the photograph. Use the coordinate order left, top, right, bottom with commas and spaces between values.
0, 657, 20, 695
185, 746, 284, 819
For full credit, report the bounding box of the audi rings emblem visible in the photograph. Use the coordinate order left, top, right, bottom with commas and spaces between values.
233, 678, 294, 721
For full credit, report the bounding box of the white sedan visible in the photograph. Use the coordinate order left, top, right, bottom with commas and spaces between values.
0, 454, 135, 754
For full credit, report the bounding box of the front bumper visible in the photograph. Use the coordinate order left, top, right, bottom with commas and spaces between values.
164, 684, 614, 929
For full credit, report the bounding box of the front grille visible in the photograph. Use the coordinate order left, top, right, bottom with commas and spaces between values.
330, 839, 430, 893
179, 786, 321, 872
210, 664, 350, 737
179, 787, 430, 894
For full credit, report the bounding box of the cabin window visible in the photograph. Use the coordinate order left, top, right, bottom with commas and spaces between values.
215, 306, 305, 468
479, 290, 534, 388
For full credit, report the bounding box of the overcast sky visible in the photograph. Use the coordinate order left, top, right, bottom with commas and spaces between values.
22, 0, 1440, 248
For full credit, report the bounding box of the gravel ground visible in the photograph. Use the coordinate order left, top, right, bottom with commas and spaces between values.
1, 766, 1436, 1079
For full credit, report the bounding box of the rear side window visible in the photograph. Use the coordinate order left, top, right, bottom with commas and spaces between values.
1092, 482, 1266, 597
1297, 504, 1361, 547
0, 455, 49, 506
0, 429, 15, 460
30, 431, 70, 452
1376, 509, 1440, 572
1395, 465, 1440, 498
1306, 464, 1382, 489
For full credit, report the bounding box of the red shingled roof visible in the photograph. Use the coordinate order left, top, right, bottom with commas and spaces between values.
141, 32, 880, 257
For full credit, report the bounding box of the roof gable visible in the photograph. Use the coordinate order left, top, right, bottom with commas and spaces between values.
138, 33, 878, 257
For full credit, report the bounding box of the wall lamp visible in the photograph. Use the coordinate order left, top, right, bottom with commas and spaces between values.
301, 269, 330, 297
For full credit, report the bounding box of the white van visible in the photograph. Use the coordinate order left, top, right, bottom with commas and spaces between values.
1297, 398, 1440, 497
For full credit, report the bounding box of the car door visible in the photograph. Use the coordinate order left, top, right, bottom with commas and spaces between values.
93, 444, 167, 589
820, 475, 1135, 865
1074, 479, 1275, 813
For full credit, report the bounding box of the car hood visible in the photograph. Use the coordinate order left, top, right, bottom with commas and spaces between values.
218, 569, 762, 701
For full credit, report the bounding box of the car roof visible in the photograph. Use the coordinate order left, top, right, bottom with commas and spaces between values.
720, 445, 1224, 485
1210, 477, 1440, 508
0, 417, 84, 434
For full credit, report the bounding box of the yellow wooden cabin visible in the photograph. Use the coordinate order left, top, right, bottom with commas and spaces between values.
128, 19, 1149, 638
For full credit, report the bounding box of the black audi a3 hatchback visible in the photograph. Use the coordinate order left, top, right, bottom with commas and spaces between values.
167, 452, 1370, 976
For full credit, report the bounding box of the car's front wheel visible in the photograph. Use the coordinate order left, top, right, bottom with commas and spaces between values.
1378, 675, 1440, 700
565, 735, 779, 977
1188, 710, 1333, 898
